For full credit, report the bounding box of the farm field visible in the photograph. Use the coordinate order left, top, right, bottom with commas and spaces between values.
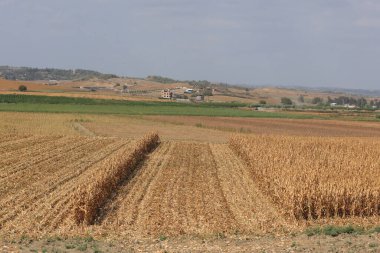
1, 93, 379, 121
230, 135, 380, 223
0, 111, 380, 251
0, 136, 288, 238
0, 101, 325, 119
0, 112, 229, 142
0, 90, 161, 102
99, 141, 289, 237
143, 115, 380, 137
1, 134, 379, 234
2, 112, 380, 142
0, 134, 134, 236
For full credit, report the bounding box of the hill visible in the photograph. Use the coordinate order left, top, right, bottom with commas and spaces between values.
1, 66, 379, 108
0, 66, 118, 81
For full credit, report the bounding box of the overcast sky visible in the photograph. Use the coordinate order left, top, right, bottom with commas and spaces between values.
0, 0, 379, 89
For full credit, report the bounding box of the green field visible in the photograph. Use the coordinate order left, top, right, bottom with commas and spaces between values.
0, 102, 320, 118
0, 94, 317, 118
1, 94, 377, 120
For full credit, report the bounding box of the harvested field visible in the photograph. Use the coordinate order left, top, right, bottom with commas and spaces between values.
1, 119, 380, 242
0, 79, 63, 91
0, 112, 89, 136
100, 141, 289, 237
81, 115, 229, 143
0, 134, 158, 236
0, 135, 289, 238
73, 133, 160, 225
0, 112, 229, 142
230, 135, 380, 222
143, 115, 380, 137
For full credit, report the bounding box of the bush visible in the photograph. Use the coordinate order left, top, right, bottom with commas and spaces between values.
311, 97, 323, 104
259, 100, 266, 104
18, 85, 27, 92
203, 89, 213, 96
281, 97, 292, 105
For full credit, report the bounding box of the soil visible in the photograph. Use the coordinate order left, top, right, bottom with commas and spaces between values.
1, 234, 379, 252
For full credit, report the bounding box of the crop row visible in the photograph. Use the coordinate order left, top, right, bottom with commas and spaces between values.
73, 132, 160, 225
230, 135, 380, 220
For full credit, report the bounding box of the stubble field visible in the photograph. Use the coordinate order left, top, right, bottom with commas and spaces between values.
0, 134, 290, 238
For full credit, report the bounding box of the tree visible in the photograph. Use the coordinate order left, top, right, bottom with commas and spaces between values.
281, 97, 292, 105
357, 97, 367, 108
18, 85, 27, 92
259, 100, 267, 105
298, 95, 304, 103
311, 97, 323, 104
203, 88, 213, 96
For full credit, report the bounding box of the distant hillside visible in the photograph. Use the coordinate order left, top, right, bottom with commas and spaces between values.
146, 75, 179, 84
285, 86, 380, 97
0, 66, 118, 81
319, 87, 380, 97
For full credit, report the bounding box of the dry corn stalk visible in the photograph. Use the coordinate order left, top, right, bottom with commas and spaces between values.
73, 132, 160, 225
229, 134, 380, 220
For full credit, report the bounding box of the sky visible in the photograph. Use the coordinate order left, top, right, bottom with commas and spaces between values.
0, 0, 379, 89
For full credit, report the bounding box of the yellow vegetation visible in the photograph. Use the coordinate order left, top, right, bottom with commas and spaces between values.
229, 135, 380, 220
73, 133, 160, 225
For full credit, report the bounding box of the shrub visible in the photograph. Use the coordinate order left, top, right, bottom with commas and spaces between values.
281, 97, 292, 105
311, 97, 323, 104
18, 85, 27, 92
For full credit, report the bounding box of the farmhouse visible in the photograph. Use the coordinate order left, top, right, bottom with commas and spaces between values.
161, 89, 172, 99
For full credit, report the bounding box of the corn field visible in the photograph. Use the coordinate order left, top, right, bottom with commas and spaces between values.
229, 135, 380, 220
73, 132, 160, 225
1, 130, 379, 238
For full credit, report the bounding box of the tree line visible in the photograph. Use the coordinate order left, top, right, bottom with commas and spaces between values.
327, 96, 379, 107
